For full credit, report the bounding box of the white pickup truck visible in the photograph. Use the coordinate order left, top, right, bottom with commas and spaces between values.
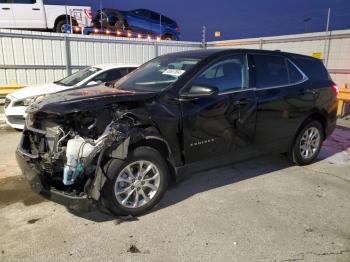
0, 0, 92, 33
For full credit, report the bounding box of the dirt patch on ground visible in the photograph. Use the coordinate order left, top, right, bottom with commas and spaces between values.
0, 176, 45, 208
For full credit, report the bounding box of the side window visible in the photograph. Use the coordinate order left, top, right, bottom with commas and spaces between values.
13, 0, 36, 3
150, 12, 160, 21
293, 57, 330, 81
253, 55, 289, 88
133, 10, 150, 19
192, 55, 247, 93
93, 69, 123, 83
118, 68, 129, 77
127, 67, 137, 74
287, 61, 303, 83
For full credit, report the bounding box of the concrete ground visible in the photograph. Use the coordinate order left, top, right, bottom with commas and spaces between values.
0, 125, 349, 262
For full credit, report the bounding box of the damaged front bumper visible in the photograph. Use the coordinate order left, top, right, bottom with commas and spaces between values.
16, 117, 132, 210
16, 144, 93, 210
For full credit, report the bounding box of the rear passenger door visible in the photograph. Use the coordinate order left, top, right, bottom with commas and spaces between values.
12, 0, 46, 29
129, 9, 152, 33
149, 11, 161, 35
251, 53, 311, 152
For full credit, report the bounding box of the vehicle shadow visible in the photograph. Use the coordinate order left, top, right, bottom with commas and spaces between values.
70, 153, 294, 222
155, 154, 293, 213
70, 125, 350, 222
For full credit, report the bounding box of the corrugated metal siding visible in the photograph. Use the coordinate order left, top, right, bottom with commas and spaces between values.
1, 29, 350, 86
0, 29, 200, 85
208, 29, 350, 86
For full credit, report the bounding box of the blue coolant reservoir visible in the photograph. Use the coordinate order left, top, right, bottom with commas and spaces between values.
63, 136, 95, 185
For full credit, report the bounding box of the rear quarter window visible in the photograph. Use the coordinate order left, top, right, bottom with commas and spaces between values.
292, 57, 330, 81
162, 16, 175, 25
287, 60, 304, 83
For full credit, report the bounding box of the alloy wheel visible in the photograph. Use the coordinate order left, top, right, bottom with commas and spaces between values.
114, 160, 160, 208
299, 127, 321, 159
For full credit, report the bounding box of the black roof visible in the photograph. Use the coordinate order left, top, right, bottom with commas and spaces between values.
167, 48, 314, 60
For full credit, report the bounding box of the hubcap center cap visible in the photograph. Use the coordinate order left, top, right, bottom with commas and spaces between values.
134, 180, 142, 188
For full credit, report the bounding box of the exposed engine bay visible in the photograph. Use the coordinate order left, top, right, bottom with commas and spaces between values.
22, 107, 135, 200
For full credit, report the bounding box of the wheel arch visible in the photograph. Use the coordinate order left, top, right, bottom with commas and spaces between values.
162, 33, 176, 40
296, 110, 328, 142
129, 136, 177, 182
54, 15, 77, 29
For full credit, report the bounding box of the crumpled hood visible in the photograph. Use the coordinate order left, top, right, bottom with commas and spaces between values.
9, 82, 73, 100
27, 85, 157, 114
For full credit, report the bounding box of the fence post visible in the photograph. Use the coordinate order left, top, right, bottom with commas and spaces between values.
325, 31, 332, 67
201, 26, 207, 48
154, 41, 159, 58
259, 39, 263, 49
64, 35, 72, 75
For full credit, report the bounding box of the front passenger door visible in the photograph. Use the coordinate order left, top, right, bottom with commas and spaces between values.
181, 54, 257, 164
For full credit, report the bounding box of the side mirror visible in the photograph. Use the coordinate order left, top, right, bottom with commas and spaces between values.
181, 84, 219, 99
86, 80, 101, 86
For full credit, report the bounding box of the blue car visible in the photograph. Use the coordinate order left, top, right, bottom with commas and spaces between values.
93, 8, 180, 40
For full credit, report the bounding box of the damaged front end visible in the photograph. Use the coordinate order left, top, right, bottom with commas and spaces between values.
16, 106, 133, 210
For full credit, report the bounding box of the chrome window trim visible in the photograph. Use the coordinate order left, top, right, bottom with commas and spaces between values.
255, 59, 308, 91
180, 54, 309, 97
218, 57, 309, 95
218, 88, 256, 95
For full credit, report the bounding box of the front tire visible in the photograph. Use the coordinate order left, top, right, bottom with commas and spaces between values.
102, 146, 169, 216
289, 120, 324, 165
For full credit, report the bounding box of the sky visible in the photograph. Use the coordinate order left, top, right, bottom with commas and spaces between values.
47, 0, 350, 41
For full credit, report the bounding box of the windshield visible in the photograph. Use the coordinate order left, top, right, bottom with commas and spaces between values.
115, 56, 201, 92
55, 67, 101, 86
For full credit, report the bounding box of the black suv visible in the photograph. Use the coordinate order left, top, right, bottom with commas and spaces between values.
17, 49, 338, 216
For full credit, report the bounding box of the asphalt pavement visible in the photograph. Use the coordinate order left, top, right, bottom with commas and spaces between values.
0, 125, 349, 262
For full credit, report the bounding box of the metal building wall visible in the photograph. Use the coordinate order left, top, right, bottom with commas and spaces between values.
1, 29, 350, 87
0, 29, 200, 86
208, 29, 350, 86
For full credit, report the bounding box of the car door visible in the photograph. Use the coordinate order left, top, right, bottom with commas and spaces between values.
12, 0, 46, 29
251, 53, 313, 153
149, 11, 162, 35
0, 0, 14, 28
128, 9, 152, 33
180, 54, 257, 164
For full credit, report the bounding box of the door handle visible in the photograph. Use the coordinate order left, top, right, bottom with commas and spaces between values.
300, 88, 317, 95
32, 8, 40, 10
233, 99, 249, 106
2, 7, 10, 10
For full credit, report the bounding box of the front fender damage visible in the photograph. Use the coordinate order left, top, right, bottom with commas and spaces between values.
84, 121, 149, 201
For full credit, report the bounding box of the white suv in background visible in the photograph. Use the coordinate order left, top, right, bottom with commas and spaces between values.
4, 64, 139, 129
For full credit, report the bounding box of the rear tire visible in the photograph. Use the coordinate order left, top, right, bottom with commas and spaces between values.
102, 146, 169, 216
55, 18, 77, 33
289, 120, 324, 165
162, 34, 175, 40
112, 11, 126, 30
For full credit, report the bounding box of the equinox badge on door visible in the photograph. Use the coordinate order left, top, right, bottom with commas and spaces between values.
190, 138, 215, 147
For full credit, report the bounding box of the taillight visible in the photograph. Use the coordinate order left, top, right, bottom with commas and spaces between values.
84, 9, 93, 20
332, 84, 339, 97
176, 27, 180, 33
